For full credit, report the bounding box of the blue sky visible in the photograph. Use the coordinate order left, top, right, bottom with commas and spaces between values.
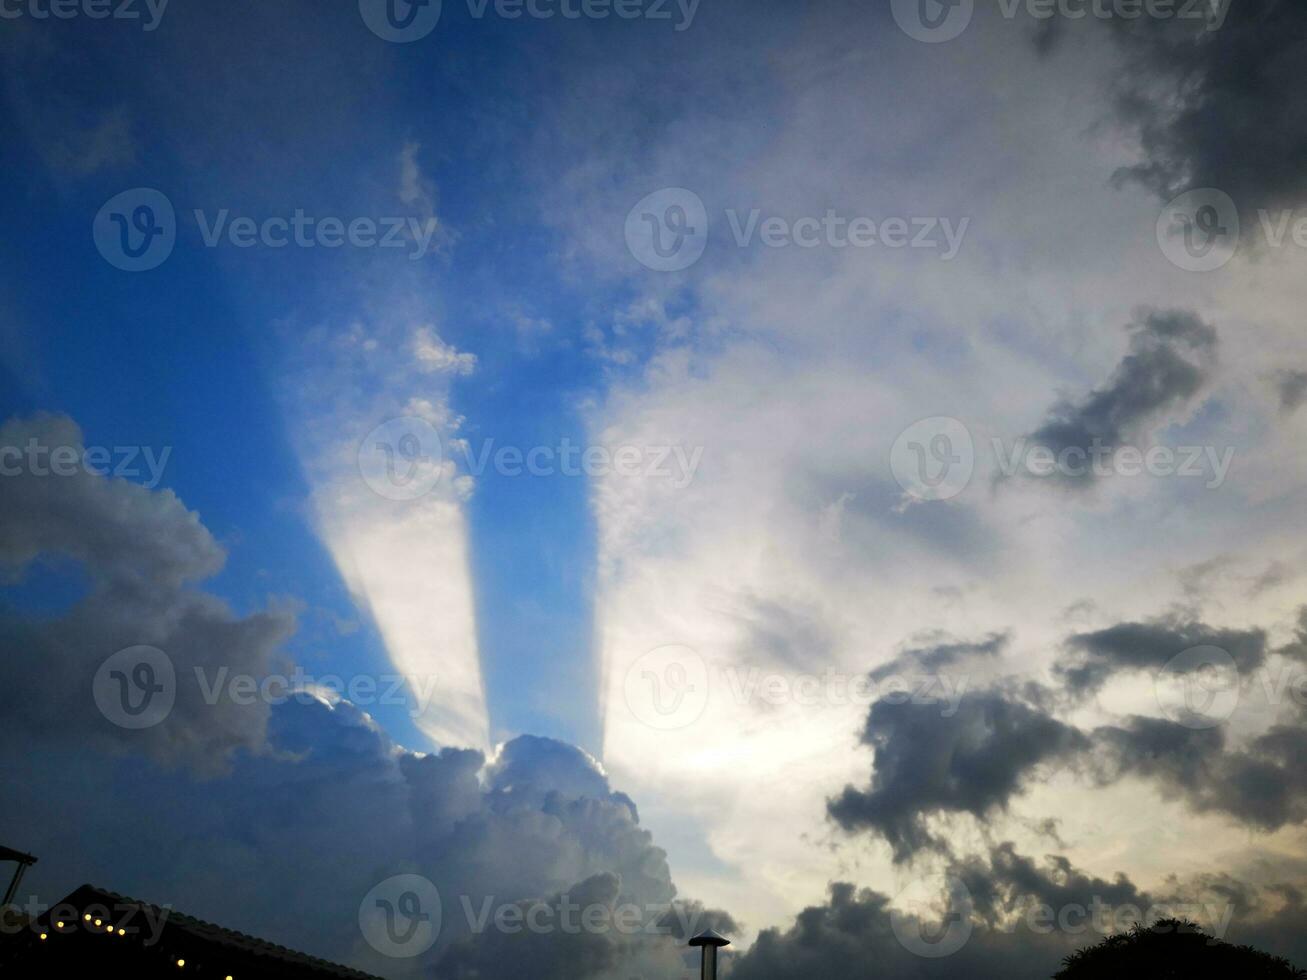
0, 3, 678, 751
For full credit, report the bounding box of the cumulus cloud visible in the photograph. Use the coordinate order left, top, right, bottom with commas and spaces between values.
414, 325, 477, 375
3, 692, 722, 979
0, 411, 724, 978
0, 413, 295, 772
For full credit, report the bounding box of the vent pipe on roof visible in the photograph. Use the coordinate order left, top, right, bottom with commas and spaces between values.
688, 928, 730, 980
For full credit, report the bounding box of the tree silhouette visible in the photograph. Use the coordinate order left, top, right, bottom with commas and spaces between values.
1055, 919, 1305, 979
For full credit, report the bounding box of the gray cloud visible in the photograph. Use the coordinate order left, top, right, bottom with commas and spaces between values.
869, 631, 1009, 683
828, 686, 1089, 863
731, 841, 1307, 980
835, 608, 1307, 865
1276, 371, 1307, 415
1016, 310, 1217, 490
1095, 716, 1307, 833
1104, 0, 1307, 214
0, 413, 295, 772
1056, 617, 1268, 696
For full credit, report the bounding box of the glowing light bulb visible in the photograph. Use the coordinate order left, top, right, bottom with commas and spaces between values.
118, 929, 126, 936
55, 922, 65, 929
39, 933, 47, 941
176, 959, 185, 968
83, 914, 91, 921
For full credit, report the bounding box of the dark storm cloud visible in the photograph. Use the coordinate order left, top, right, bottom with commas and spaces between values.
1096, 717, 1307, 832
730, 839, 1307, 980
828, 687, 1089, 863
0, 413, 295, 771
836, 607, 1307, 863
1056, 617, 1268, 696
732, 839, 1307, 980
1104, 0, 1307, 213
1015, 310, 1217, 490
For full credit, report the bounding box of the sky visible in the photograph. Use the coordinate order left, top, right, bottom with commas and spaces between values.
3, 1, 1307, 977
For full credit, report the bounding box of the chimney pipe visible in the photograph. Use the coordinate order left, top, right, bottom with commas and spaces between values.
688, 928, 730, 980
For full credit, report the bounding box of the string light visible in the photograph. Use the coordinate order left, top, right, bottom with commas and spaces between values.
38, 904, 275, 980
